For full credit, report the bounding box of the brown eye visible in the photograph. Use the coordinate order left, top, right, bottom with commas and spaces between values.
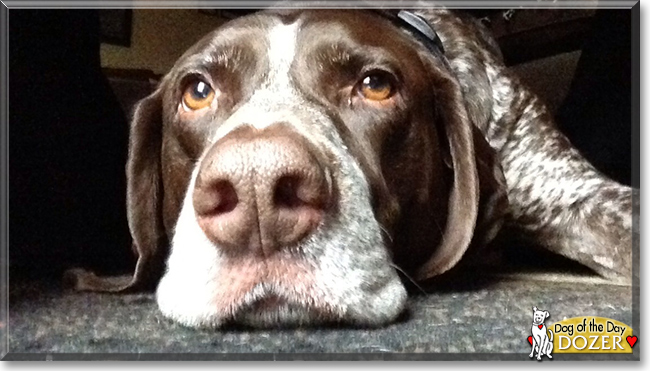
358, 73, 395, 101
182, 80, 215, 111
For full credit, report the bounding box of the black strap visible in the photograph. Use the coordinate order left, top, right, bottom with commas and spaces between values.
372, 10, 446, 58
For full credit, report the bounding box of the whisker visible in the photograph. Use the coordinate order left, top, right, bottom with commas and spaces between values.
379, 223, 394, 243
432, 217, 447, 248
389, 262, 427, 295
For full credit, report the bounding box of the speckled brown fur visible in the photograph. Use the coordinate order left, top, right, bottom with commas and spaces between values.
416, 8, 633, 281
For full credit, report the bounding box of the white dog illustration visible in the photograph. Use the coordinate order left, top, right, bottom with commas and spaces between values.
529, 306, 554, 360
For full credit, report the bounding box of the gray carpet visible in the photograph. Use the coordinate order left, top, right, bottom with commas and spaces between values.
6, 272, 637, 360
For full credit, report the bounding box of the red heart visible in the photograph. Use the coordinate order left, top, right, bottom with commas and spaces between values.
627, 336, 637, 348
528, 336, 533, 345
538, 325, 543, 329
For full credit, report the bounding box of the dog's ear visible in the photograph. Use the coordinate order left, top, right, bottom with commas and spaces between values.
545, 311, 550, 318
64, 89, 168, 292
468, 124, 509, 249
533, 306, 538, 312
415, 58, 508, 281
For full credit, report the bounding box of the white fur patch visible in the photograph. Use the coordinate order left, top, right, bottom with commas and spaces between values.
265, 22, 299, 90
156, 164, 228, 327
210, 21, 302, 142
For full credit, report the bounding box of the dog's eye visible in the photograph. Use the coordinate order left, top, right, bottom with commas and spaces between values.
182, 80, 215, 111
357, 73, 395, 101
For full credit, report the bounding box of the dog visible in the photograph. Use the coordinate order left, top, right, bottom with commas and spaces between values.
529, 306, 554, 360
66, 8, 634, 328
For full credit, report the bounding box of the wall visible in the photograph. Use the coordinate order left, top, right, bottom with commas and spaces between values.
100, 9, 226, 75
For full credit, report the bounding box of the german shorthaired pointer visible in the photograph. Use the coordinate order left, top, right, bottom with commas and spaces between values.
67, 9, 634, 328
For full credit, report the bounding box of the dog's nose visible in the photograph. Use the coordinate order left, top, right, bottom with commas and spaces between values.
193, 125, 331, 256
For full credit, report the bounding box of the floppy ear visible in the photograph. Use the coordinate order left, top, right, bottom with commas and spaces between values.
64, 89, 168, 292
469, 124, 509, 249
415, 64, 508, 281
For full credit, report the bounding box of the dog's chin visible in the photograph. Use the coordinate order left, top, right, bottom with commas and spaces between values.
229, 295, 339, 328
158, 285, 346, 329
157, 269, 408, 329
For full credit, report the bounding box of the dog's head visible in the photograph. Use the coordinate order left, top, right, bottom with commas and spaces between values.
532, 306, 550, 325
122, 10, 507, 328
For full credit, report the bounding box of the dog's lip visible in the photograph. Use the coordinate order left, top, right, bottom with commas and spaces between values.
246, 294, 288, 311
226, 291, 342, 327
236, 289, 328, 313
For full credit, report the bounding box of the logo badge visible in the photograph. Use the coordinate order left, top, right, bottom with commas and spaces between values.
551, 317, 635, 354
526, 307, 636, 358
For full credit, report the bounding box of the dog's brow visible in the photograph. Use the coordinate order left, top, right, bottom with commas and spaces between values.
310, 39, 402, 73
180, 45, 246, 72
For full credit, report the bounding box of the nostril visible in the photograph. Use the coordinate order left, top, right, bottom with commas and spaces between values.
211, 180, 238, 214
274, 173, 329, 210
274, 175, 305, 208
194, 179, 238, 217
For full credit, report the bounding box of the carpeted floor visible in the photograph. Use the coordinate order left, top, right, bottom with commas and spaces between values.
6, 271, 637, 360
